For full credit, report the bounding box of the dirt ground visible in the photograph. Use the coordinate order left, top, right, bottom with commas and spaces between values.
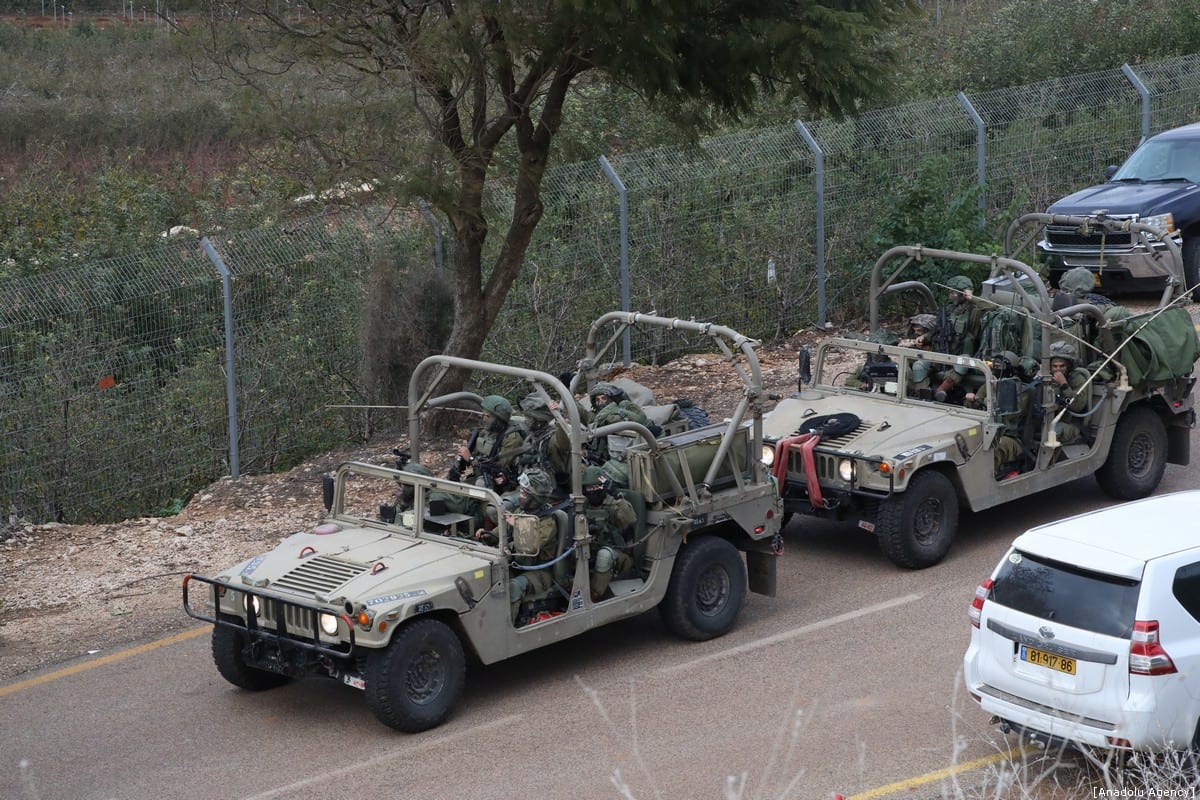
0, 330, 832, 681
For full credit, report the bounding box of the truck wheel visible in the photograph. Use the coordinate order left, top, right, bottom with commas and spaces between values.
364, 617, 466, 733
659, 536, 747, 641
1182, 237, 1200, 302
212, 620, 290, 691
1096, 405, 1167, 501
876, 470, 958, 569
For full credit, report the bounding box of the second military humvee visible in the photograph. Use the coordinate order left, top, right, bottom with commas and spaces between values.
184, 312, 783, 732
764, 228, 1199, 569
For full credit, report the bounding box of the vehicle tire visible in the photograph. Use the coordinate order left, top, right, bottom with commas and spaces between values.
364, 617, 466, 733
659, 536, 747, 641
1095, 405, 1168, 501
211, 619, 290, 691
1182, 237, 1200, 302
875, 470, 958, 569
676, 402, 711, 430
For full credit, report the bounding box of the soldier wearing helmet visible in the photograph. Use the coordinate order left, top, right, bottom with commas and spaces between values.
845, 329, 900, 391
515, 392, 572, 495
484, 467, 560, 625
587, 380, 650, 463
903, 314, 943, 399
579, 464, 636, 601
933, 275, 986, 402
379, 462, 435, 524
1048, 340, 1092, 445
450, 393, 528, 492
964, 350, 1038, 479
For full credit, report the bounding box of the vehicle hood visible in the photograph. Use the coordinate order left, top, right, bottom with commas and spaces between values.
228, 523, 493, 605
764, 394, 983, 458
1047, 180, 1197, 217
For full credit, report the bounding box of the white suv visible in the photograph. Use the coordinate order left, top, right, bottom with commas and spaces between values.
963, 491, 1200, 752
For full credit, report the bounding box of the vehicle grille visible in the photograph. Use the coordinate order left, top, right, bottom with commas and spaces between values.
1044, 222, 1134, 249
273, 555, 369, 596
255, 598, 316, 635
784, 420, 870, 478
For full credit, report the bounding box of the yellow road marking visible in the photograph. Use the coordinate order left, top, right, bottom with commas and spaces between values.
0, 625, 208, 698
844, 746, 1036, 799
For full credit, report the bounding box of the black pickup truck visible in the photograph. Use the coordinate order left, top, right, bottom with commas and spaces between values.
1033, 122, 1200, 301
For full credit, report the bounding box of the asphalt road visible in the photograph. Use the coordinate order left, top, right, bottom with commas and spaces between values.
5, 450, 1196, 800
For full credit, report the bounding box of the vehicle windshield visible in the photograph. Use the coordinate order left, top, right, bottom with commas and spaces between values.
1112, 138, 1200, 184
991, 549, 1140, 638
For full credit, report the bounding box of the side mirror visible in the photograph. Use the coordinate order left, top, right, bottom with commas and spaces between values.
1104, 164, 1119, 180
322, 473, 336, 512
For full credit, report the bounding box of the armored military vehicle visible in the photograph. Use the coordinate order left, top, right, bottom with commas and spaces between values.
764, 231, 1199, 569
183, 312, 783, 732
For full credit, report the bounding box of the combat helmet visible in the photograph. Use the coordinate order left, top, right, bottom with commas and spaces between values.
517, 468, 556, 503
588, 381, 623, 402
946, 275, 974, 293
908, 313, 940, 335
481, 394, 513, 423
1049, 340, 1078, 364
1058, 267, 1097, 295
519, 392, 554, 422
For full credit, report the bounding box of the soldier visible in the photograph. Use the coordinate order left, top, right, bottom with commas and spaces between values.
933, 275, 985, 402
449, 394, 528, 494
480, 468, 560, 625
1048, 340, 1092, 445
903, 313, 942, 399
964, 351, 1035, 479
580, 465, 637, 601
515, 393, 573, 495
587, 381, 650, 462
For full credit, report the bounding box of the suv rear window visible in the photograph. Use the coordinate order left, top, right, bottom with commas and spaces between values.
991, 550, 1140, 638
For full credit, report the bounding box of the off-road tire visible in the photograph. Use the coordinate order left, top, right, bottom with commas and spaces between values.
1182, 237, 1200, 302
1095, 405, 1168, 501
659, 536, 747, 641
212, 619, 290, 691
876, 470, 958, 569
364, 617, 466, 733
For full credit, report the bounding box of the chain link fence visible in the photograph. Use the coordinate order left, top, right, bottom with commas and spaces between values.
4, 54, 1199, 524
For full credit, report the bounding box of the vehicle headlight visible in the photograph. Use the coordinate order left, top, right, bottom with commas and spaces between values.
838, 458, 855, 483
1142, 212, 1175, 236
318, 613, 340, 636
761, 443, 776, 467
243, 593, 261, 616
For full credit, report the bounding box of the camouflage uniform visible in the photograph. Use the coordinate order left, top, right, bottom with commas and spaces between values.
965, 351, 1034, 478
934, 275, 986, 401
456, 394, 528, 494
503, 469, 561, 624
515, 393, 573, 495
905, 314, 941, 398
580, 465, 637, 599
587, 381, 650, 462
1048, 341, 1091, 445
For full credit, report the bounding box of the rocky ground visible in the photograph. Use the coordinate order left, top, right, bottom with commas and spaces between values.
0, 330, 830, 680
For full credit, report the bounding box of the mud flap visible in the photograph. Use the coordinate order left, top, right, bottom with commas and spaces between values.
745, 549, 777, 597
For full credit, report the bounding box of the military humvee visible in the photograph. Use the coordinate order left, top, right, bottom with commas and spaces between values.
183, 312, 783, 732
764, 235, 1199, 569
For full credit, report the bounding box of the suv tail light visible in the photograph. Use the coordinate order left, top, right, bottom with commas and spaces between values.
1129, 620, 1177, 675
969, 578, 993, 628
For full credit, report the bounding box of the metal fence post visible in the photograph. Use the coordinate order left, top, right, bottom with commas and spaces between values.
598, 155, 631, 366
794, 121, 826, 327
200, 237, 241, 479
1121, 63, 1152, 142
956, 91, 987, 229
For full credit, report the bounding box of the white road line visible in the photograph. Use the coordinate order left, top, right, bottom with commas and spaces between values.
240, 713, 524, 800
659, 593, 924, 676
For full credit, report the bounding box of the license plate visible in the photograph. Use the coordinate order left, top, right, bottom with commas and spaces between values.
1020, 645, 1077, 675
